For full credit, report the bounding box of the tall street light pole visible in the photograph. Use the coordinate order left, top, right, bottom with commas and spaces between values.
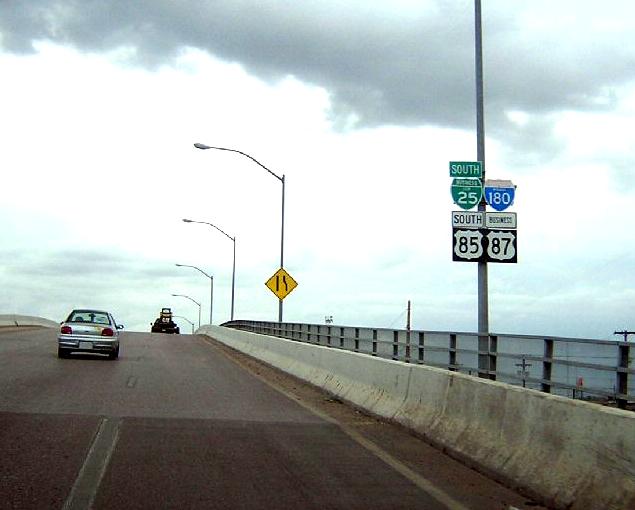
171, 293, 201, 329
475, 0, 490, 377
182, 218, 236, 321
194, 142, 286, 323
175, 264, 214, 325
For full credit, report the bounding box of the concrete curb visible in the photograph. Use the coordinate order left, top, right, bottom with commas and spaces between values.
197, 325, 635, 510
0, 314, 58, 328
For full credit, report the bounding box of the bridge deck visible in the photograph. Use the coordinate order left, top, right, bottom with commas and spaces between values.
0, 329, 546, 509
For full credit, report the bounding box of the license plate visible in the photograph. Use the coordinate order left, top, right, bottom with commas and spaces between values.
79, 341, 93, 350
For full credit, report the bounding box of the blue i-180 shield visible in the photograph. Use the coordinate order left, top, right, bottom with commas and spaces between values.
484, 184, 515, 212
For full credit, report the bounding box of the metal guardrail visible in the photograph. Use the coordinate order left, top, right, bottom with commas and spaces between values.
221, 320, 634, 410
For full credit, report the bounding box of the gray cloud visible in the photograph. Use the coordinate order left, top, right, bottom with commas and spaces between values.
492, 114, 566, 167
2, 1, 634, 153
2, 249, 173, 280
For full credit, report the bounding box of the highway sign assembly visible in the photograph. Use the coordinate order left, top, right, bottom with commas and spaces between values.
265, 268, 298, 300
448, 161, 518, 263
451, 178, 483, 210
484, 179, 516, 212
449, 161, 482, 178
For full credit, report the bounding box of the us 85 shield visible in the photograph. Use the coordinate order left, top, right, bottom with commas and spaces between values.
453, 229, 484, 261
451, 178, 482, 210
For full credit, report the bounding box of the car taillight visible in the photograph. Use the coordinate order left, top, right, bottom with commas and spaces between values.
101, 328, 114, 337
61, 325, 72, 334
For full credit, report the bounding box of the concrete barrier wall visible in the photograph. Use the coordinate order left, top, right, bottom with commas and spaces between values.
198, 325, 635, 510
0, 314, 58, 328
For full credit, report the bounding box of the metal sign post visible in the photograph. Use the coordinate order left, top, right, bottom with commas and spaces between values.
474, 0, 491, 378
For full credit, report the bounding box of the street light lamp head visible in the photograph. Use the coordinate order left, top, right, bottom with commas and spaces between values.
194, 143, 212, 150
182, 218, 193, 223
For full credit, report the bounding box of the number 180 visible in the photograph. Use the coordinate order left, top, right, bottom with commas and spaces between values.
485, 190, 512, 206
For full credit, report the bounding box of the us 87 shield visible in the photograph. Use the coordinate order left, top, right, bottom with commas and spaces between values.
452, 228, 517, 263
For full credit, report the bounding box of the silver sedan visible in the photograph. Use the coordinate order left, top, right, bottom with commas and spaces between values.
57, 309, 124, 359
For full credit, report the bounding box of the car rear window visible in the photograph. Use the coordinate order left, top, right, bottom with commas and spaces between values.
69, 311, 111, 325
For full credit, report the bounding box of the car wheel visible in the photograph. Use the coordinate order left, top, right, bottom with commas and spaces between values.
109, 347, 119, 360
175, 328, 180, 334
58, 348, 69, 358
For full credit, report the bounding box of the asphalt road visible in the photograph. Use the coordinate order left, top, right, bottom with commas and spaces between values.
0, 328, 549, 510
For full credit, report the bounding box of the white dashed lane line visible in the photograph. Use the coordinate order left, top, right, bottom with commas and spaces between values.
62, 417, 121, 510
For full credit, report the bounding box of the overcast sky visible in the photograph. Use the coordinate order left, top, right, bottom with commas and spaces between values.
1, 0, 634, 339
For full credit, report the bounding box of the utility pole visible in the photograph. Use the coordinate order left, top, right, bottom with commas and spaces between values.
515, 357, 532, 388
614, 330, 635, 342
406, 300, 412, 362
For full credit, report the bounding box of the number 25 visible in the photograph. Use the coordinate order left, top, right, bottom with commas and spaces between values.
458, 191, 478, 204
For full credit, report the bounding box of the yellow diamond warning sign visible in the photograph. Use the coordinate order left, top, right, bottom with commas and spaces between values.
265, 268, 298, 300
